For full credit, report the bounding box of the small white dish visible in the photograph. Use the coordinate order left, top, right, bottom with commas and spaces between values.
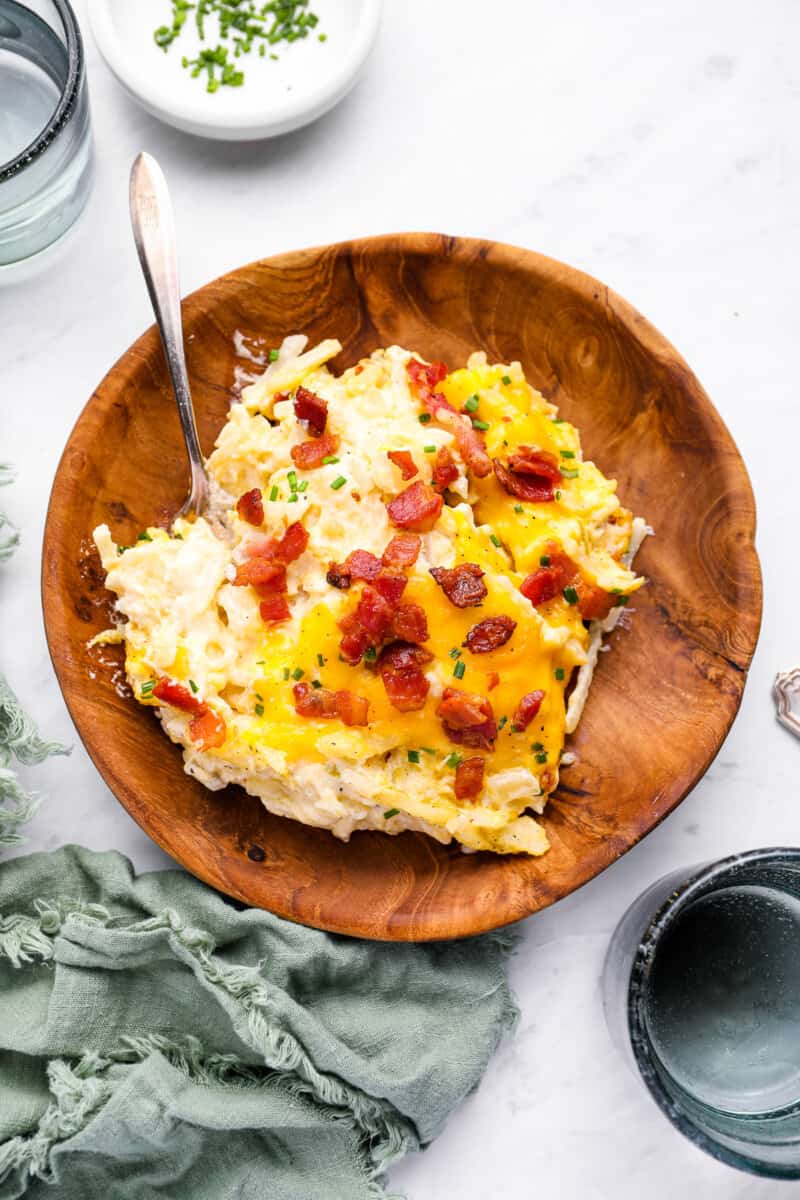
88, 0, 381, 141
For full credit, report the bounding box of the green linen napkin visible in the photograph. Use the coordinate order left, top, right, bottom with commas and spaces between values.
0, 846, 516, 1199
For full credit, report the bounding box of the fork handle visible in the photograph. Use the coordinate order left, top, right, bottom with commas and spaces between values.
129, 152, 209, 519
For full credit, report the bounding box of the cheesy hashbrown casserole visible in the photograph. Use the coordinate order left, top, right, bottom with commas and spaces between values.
93, 335, 647, 856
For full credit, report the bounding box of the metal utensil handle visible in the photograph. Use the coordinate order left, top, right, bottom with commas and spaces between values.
129, 152, 208, 517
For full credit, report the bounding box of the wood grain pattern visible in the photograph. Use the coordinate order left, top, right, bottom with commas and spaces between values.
42, 234, 762, 940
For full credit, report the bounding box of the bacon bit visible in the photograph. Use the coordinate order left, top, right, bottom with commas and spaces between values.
354, 364, 364, 375
293, 386, 328, 436
387, 449, 418, 481
293, 681, 339, 718
338, 549, 381, 583
519, 541, 613, 619
437, 687, 497, 750
351, 491, 362, 502
189, 708, 227, 750
372, 570, 407, 607
463, 614, 516, 653
508, 446, 562, 481
233, 558, 285, 589
512, 690, 546, 731
493, 450, 559, 503
520, 542, 575, 606
431, 446, 459, 491
575, 579, 618, 621
153, 677, 203, 714
290, 432, 340, 470
430, 562, 487, 608
153, 677, 226, 749
406, 359, 492, 478
386, 480, 443, 532
407, 359, 448, 390
350, 585, 394, 641
390, 602, 429, 644
382, 533, 421, 568
454, 756, 485, 801
253, 565, 288, 597
259, 595, 291, 622
486, 671, 500, 691
334, 690, 370, 727
378, 642, 433, 711
291, 682, 370, 726
236, 488, 264, 527
338, 619, 372, 666
273, 521, 309, 564
326, 564, 351, 589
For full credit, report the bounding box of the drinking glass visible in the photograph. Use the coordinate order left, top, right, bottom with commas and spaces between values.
0, 0, 93, 266
603, 848, 800, 1178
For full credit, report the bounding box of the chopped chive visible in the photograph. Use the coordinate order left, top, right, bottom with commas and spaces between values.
269, 485, 279, 501
330, 475, 347, 490
364, 646, 377, 662
268, 348, 279, 362
418, 413, 432, 424
611, 587, 623, 594
140, 680, 155, 697
551, 417, 565, 424
448, 647, 462, 659
189, 679, 199, 694
407, 749, 420, 764
420, 746, 436, 755
317, 653, 325, 667
560, 468, 579, 479
489, 533, 502, 548
445, 752, 461, 768
384, 808, 399, 819
423, 444, 436, 453
615, 594, 629, 606
453, 660, 466, 680
531, 741, 544, 752
322, 455, 340, 465
464, 394, 480, 413
555, 490, 562, 500
472, 418, 490, 431
311, 679, 322, 689
510, 723, 522, 733
296, 479, 309, 493
563, 586, 579, 605
282, 667, 290, 680
535, 752, 548, 764
497, 715, 508, 731
291, 667, 304, 680
137, 531, 153, 542
514, 503, 524, 514
255, 703, 264, 716
555, 667, 565, 681
287, 494, 298, 503
288, 470, 298, 491
560, 450, 576, 459
174, 533, 184, 540
318, 32, 327, 41
540, 555, 551, 566
501, 374, 512, 385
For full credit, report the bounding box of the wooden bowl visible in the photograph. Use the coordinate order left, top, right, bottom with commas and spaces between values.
43, 234, 762, 941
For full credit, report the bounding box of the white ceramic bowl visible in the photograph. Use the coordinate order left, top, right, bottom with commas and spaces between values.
88, 0, 382, 141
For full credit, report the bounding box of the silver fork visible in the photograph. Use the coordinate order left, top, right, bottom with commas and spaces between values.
129, 151, 210, 520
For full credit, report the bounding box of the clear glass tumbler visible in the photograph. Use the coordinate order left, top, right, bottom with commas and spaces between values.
0, 0, 93, 266
603, 848, 800, 1179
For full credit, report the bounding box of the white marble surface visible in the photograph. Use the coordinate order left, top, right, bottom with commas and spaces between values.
2, 0, 800, 1195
